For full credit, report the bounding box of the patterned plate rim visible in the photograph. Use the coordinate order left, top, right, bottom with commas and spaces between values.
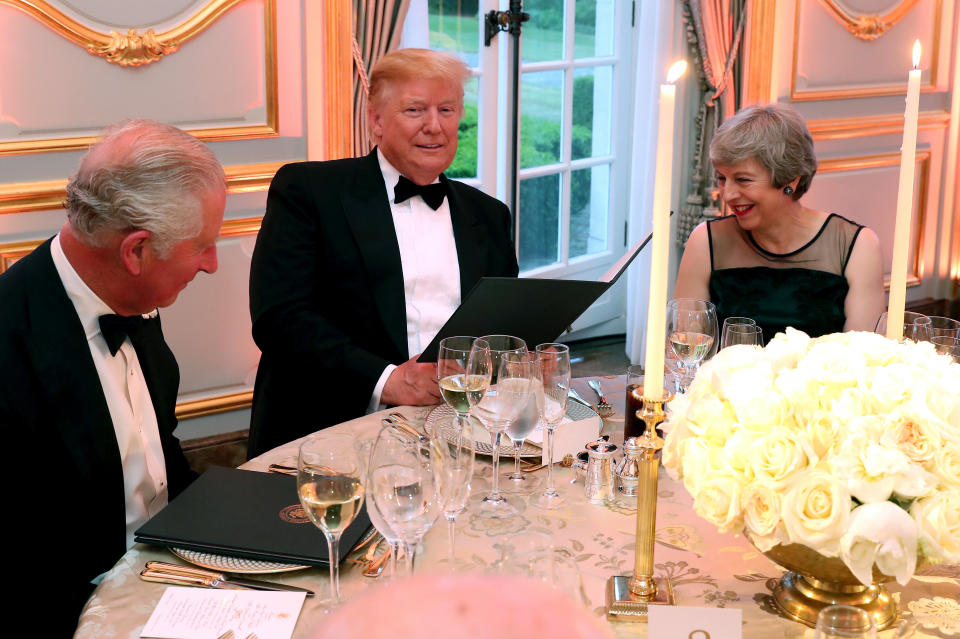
424, 404, 543, 459
170, 547, 310, 574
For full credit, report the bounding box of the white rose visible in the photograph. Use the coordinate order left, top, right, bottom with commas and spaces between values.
741, 483, 783, 551
722, 430, 758, 484
803, 410, 842, 459
862, 363, 912, 414
930, 443, 960, 489
678, 438, 721, 497
774, 367, 820, 425
764, 327, 811, 371
840, 502, 917, 586
830, 434, 936, 503
748, 429, 812, 489
694, 475, 743, 534
911, 492, 960, 563
780, 471, 851, 556
683, 394, 737, 444
880, 412, 941, 465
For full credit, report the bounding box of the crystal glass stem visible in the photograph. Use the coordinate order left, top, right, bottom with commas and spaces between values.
511, 440, 524, 477
489, 429, 504, 499
402, 541, 416, 576
326, 532, 342, 601
543, 423, 559, 497
446, 515, 457, 567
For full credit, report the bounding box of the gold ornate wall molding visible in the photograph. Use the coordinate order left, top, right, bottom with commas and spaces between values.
176, 390, 253, 420
816, 0, 921, 41
818, 151, 931, 288
743, 0, 777, 106
808, 110, 950, 140
2, 0, 245, 66
0, 161, 283, 216
0, 0, 278, 155
792, 0, 942, 102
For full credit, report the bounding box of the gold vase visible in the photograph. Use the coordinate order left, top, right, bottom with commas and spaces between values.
759, 542, 908, 630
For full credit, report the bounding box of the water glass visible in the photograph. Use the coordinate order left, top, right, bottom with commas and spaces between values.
875, 311, 933, 342
928, 315, 960, 338
814, 605, 877, 638
533, 343, 571, 510
933, 336, 960, 362
720, 321, 763, 348
624, 365, 645, 440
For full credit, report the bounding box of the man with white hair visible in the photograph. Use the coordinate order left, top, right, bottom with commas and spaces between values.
0, 119, 225, 635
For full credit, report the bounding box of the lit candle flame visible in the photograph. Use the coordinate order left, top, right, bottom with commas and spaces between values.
912, 40, 921, 69
667, 60, 688, 84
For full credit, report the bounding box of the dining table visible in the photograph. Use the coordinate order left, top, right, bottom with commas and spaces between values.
75, 375, 960, 639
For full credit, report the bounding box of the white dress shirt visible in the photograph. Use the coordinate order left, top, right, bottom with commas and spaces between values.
367, 150, 461, 411
51, 235, 168, 550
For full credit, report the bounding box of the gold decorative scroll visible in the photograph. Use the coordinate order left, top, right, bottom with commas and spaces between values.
0, 161, 283, 216
1, 0, 248, 66
816, 0, 921, 41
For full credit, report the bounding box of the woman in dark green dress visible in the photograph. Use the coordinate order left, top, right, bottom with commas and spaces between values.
674, 104, 885, 343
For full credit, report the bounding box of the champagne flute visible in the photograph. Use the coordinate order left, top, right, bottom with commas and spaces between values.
666, 299, 718, 392
437, 422, 475, 568
297, 433, 364, 608
502, 352, 543, 494
368, 426, 445, 575
438, 336, 491, 433
533, 343, 571, 510
875, 311, 933, 342
473, 347, 536, 518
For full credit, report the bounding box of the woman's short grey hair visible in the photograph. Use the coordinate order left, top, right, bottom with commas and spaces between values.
710, 104, 817, 199
65, 119, 226, 257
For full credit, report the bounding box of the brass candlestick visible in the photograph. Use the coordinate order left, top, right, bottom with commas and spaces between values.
606, 389, 675, 621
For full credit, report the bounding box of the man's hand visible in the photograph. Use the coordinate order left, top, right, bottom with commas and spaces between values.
381, 355, 443, 406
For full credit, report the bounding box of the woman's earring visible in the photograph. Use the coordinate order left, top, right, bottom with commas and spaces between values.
783, 185, 795, 196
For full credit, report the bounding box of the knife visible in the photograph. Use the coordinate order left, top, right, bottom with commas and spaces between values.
142, 561, 314, 596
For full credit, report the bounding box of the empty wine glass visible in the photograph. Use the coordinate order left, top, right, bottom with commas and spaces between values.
437, 336, 491, 433
297, 433, 364, 608
503, 351, 543, 494
814, 604, 877, 638
928, 315, 960, 339
533, 343, 571, 510
367, 426, 445, 575
473, 347, 536, 518
437, 423, 476, 568
875, 311, 933, 342
932, 336, 960, 362
720, 321, 763, 349
666, 299, 718, 392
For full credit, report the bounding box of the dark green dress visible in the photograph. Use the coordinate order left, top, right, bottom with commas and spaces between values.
707, 213, 865, 343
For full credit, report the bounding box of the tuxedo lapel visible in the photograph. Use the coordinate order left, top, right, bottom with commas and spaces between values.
23, 243, 123, 488
444, 176, 489, 296
340, 151, 408, 359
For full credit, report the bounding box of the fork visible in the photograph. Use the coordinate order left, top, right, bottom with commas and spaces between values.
587, 380, 615, 417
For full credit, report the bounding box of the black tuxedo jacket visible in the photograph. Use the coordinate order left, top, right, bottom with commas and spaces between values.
248, 150, 518, 457
0, 239, 195, 636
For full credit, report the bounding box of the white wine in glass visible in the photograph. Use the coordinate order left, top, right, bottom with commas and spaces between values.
297, 432, 364, 609
666, 299, 718, 393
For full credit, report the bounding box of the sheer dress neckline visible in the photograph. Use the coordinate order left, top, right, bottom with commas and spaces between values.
745, 213, 837, 259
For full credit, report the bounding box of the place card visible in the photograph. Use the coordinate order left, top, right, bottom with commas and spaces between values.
141, 586, 305, 639
648, 605, 742, 638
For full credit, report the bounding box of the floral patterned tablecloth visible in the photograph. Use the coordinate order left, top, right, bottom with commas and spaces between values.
76, 377, 960, 639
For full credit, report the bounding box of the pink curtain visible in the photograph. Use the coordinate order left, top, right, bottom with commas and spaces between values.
351, 0, 411, 156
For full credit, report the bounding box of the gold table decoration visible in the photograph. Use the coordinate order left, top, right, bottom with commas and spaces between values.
606, 390, 675, 621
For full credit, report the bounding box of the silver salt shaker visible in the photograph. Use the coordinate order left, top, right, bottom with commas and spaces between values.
615, 437, 642, 497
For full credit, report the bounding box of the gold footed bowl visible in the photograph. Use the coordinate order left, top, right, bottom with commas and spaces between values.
759, 542, 915, 630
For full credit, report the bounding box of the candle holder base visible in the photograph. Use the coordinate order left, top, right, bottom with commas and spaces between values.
605, 575, 675, 622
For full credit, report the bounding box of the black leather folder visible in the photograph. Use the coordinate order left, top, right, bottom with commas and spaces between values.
135, 467, 371, 567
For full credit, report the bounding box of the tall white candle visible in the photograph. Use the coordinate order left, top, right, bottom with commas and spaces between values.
887, 40, 922, 341
643, 60, 687, 400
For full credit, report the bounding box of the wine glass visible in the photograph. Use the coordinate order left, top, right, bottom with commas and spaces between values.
297, 432, 364, 608
502, 352, 543, 494
666, 299, 718, 392
473, 347, 536, 518
533, 343, 571, 510
367, 426, 445, 575
932, 336, 960, 362
928, 315, 960, 338
814, 604, 877, 638
438, 336, 492, 433
720, 320, 763, 349
437, 422, 476, 568
875, 311, 933, 342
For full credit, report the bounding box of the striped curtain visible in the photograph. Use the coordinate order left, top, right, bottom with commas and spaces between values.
352, 0, 412, 156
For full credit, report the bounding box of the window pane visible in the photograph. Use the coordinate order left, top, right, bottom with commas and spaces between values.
571, 66, 612, 161
574, 0, 615, 58
447, 76, 479, 179
522, 0, 564, 63
569, 164, 609, 259
428, 0, 479, 66
520, 70, 564, 169
518, 173, 561, 271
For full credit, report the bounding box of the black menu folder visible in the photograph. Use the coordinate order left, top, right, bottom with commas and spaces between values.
135, 467, 371, 567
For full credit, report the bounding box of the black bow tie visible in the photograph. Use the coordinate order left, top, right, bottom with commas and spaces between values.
99, 313, 158, 356
394, 175, 447, 210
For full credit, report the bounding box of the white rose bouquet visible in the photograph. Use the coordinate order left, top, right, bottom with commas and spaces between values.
662, 329, 960, 586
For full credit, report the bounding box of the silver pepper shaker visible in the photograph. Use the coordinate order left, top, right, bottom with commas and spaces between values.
615, 437, 642, 497
582, 436, 618, 504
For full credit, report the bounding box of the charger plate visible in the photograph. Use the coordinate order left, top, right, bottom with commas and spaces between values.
170, 548, 309, 574
424, 402, 597, 458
